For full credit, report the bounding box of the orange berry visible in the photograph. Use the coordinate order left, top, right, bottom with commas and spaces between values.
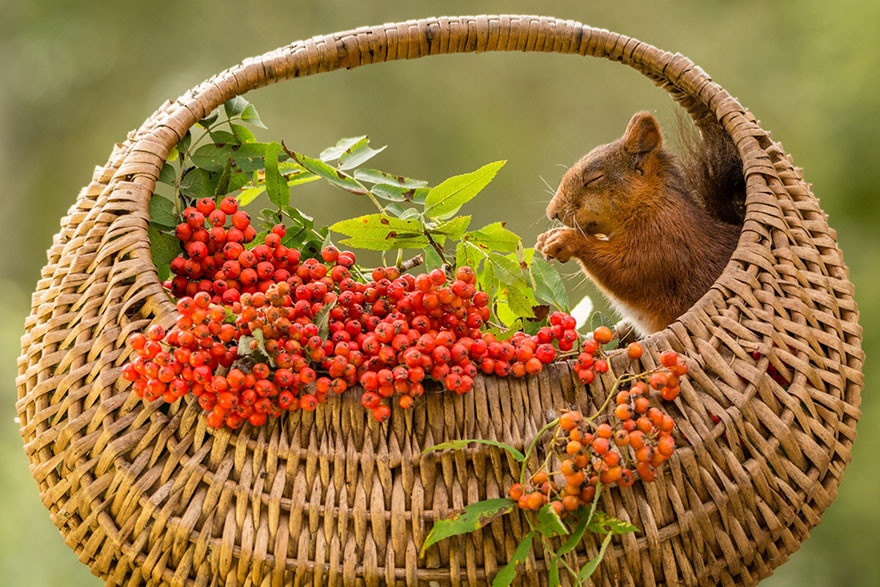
560, 459, 578, 477
626, 342, 643, 360
580, 484, 596, 504
657, 435, 676, 458
566, 440, 583, 456
527, 491, 545, 511
591, 437, 610, 456
559, 410, 583, 432
613, 429, 630, 447
596, 423, 613, 439
517, 494, 531, 510
562, 495, 580, 512
568, 428, 584, 443
509, 483, 525, 501
633, 397, 650, 415
600, 465, 623, 485
593, 326, 613, 345
649, 372, 668, 390
661, 385, 681, 401
660, 350, 679, 368
551, 500, 565, 516
616, 390, 631, 405
636, 461, 656, 482
614, 404, 632, 421
565, 470, 585, 488
531, 471, 549, 485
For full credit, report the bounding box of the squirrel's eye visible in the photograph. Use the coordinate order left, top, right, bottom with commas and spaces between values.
583, 173, 604, 188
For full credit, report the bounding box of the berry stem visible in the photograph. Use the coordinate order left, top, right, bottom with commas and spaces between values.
519, 417, 560, 486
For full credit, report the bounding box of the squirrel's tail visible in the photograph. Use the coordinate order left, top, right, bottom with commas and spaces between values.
675, 113, 746, 226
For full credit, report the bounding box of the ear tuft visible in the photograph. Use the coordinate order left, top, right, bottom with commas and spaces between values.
623, 111, 662, 156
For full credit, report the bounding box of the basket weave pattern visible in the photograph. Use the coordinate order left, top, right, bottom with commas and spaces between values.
16, 15, 863, 586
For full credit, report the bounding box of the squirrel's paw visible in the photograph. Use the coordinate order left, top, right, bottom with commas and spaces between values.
536, 227, 578, 263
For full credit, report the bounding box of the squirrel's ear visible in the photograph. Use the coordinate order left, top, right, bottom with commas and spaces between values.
623, 112, 662, 161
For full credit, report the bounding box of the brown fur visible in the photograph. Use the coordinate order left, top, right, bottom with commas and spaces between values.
537, 112, 742, 335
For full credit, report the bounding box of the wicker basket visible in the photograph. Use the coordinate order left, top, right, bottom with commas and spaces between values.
16, 15, 863, 586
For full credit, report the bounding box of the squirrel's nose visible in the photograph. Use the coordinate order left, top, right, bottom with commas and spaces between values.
546, 196, 560, 221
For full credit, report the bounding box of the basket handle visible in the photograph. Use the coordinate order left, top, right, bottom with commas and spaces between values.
122, 15, 751, 191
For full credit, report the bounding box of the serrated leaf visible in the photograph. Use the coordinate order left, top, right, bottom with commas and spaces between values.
225, 96, 249, 118
148, 224, 180, 283
588, 512, 639, 535
456, 241, 487, 274
338, 137, 387, 170
487, 253, 527, 287
330, 214, 427, 251
578, 531, 614, 582
536, 503, 569, 538
354, 168, 428, 188
432, 216, 471, 240
504, 284, 538, 320
229, 143, 271, 172
264, 142, 288, 207
230, 123, 256, 143
227, 170, 252, 193
191, 144, 234, 172
320, 136, 367, 162
421, 498, 516, 558
149, 195, 178, 228
463, 222, 521, 253
421, 438, 524, 462
289, 150, 366, 194
158, 163, 177, 185
424, 160, 505, 220
240, 103, 267, 128
530, 255, 570, 312
492, 531, 534, 587
371, 184, 429, 203
179, 167, 216, 199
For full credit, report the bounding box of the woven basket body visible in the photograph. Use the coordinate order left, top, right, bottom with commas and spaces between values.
16, 15, 863, 586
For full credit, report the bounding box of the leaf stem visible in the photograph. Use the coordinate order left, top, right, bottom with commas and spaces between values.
519, 417, 560, 486
424, 231, 450, 268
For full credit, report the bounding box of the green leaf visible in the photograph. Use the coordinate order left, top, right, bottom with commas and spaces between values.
264, 142, 288, 207
314, 299, 337, 340
338, 137, 387, 170
191, 144, 234, 172
587, 512, 639, 535
227, 142, 271, 172
424, 160, 505, 220
421, 498, 516, 558
578, 531, 614, 582
456, 241, 487, 273
329, 214, 428, 251
536, 503, 569, 538
224, 96, 249, 118
227, 170, 252, 193
237, 185, 266, 207
398, 207, 421, 221
158, 163, 177, 185
371, 184, 429, 203
240, 103, 267, 128
178, 131, 192, 155
557, 510, 591, 556
548, 553, 560, 587
486, 252, 527, 287
209, 130, 238, 145
504, 282, 539, 319
320, 136, 366, 162
197, 111, 219, 129
289, 150, 366, 194
463, 222, 521, 253
421, 438, 524, 462
354, 168, 428, 188
148, 224, 180, 283
424, 245, 444, 271
529, 255, 570, 312
179, 167, 216, 199
492, 531, 533, 587
230, 123, 256, 144
432, 216, 471, 240
149, 195, 178, 228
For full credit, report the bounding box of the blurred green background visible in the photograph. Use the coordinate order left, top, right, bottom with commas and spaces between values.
2, 1, 877, 585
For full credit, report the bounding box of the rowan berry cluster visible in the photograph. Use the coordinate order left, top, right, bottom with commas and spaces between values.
124, 195, 591, 429
508, 347, 688, 512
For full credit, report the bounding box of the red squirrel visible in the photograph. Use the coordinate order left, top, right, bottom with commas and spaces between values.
537, 111, 743, 336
